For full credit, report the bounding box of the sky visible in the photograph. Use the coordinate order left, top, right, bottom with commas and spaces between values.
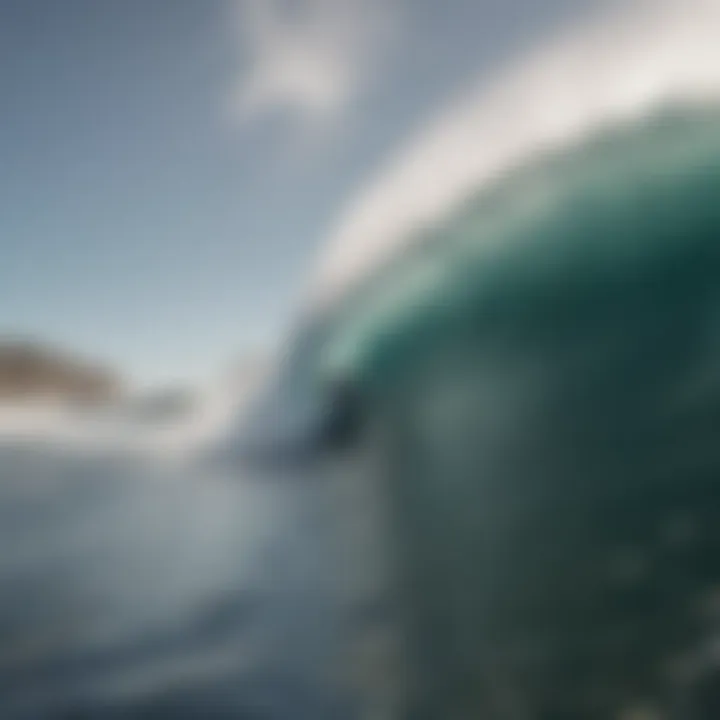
0, 0, 606, 387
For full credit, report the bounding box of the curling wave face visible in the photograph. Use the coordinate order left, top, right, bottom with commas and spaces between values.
262, 105, 720, 718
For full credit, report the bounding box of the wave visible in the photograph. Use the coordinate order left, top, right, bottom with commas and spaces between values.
310, 0, 720, 312
313, 105, 720, 382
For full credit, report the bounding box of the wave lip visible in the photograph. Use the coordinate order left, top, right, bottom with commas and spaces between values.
310, 0, 720, 311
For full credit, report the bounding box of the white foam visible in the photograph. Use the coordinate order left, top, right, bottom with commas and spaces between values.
310, 0, 720, 309
0, 366, 268, 462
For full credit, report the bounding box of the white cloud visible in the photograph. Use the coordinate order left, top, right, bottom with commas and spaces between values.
231, 0, 398, 127
309, 0, 720, 309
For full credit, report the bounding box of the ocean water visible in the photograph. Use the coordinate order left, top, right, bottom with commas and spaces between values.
0, 442, 354, 718
305, 106, 720, 717
5, 106, 720, 719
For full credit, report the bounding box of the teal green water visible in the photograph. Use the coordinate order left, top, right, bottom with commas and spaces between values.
311, 106, 720, 718
238, 105, 720, 717
320, 106, 720, 388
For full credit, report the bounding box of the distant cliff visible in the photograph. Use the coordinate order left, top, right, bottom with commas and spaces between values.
0, 340, 122, 405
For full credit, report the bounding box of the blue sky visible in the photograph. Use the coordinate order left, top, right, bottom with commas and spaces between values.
0, 0, 601, 386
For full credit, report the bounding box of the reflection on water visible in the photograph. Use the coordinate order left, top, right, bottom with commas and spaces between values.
0, 443, 351, 718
